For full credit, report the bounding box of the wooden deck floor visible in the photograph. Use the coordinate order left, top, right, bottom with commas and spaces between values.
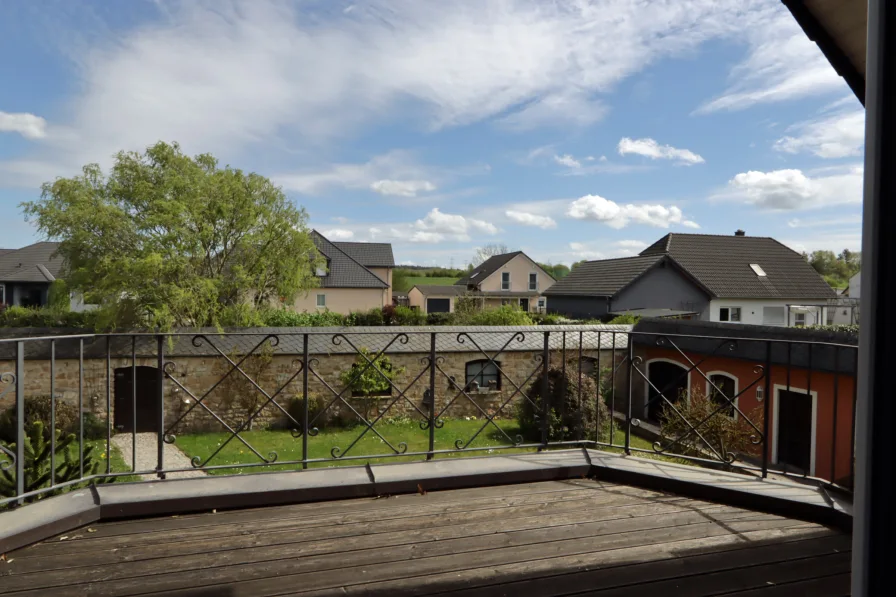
1, 478, 850, 597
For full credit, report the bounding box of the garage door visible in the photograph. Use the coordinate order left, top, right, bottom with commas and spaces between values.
427, 298, 451, 313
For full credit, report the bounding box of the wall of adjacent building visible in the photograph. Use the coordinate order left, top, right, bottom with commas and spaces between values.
477, 255, 554, 293
709, 299, 826, 327
290, 287, 387, 314
546, 295, 610, 319
610, 264, 710, 317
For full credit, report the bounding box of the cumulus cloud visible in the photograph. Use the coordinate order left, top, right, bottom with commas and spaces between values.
320, 228, 354, 240
553, 154, 581, 169
566, 194, 697, 229
774, 110, 865, 158
411, 208, 498, 243
0, 111, 47, 139
370, 179, 436, 197
720, 166, 863, 210
505, 210, 557, 229
617, 137, 704, 165
616, 240, 648, 250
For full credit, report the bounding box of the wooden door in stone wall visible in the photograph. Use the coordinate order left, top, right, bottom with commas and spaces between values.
114, 366, 161, 433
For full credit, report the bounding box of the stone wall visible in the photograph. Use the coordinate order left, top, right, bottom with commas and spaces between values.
0, 348, 626, 436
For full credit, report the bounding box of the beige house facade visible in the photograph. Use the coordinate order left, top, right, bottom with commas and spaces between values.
409, 252, 555, 314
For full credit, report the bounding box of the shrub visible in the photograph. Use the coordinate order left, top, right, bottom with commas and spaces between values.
426, 312, 455, 326
261, 308, 346, 327
216, 304, 267, 327
466, 305, 534, 326
0, 305, 98, 328
540, 314, 562, 325
80, 412, 109, 441
0, 421, 114, 504
517, 365, 607, 443
608, 313, 640, 324
347, 307, 385, 326
286, 394, 327, 430
392, 306, 426, 326
659, 387, 763, 462
339, 348, 404, 397
0, 395, 80, 444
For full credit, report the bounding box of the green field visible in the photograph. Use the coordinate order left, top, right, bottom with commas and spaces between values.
403, 277, 459, 291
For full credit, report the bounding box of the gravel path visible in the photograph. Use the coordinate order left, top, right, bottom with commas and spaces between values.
111, 433, 207, 480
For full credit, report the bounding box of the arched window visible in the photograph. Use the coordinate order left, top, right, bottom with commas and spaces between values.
465, 360, 501, 391
706, 372, 738, 417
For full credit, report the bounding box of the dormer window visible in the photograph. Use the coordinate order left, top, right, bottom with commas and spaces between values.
749, 263, 767, 277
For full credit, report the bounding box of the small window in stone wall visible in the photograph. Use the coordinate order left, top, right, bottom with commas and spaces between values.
465, 360, 501, 392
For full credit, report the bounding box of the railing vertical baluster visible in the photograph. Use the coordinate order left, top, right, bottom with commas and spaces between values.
106, 337, 112, 475
560, 331, 567, 439
577, 331, 583, 443
782, 342, 792, 477
762, 342, 772, 479
156, 335, 165, 478
850, 347, 858, 486
832, 347, 840, 484
302, 334, 309, 470
540, 331, 550, 447
15, 341, 25, 504
805, 343, 812, 477
50, 339, 56, 487
132, 336, 137, 474
79, 339, 84, 478
428, 332, 436, 460
625, 336, 633, 455
594, 331, 600, 444
610, 332, 616, 446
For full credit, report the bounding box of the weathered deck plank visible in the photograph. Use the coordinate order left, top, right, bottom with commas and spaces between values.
2, 479, 849, 597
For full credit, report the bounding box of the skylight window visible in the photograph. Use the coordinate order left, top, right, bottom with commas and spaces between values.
750, 264, 767, 277
470, 272, 479, 278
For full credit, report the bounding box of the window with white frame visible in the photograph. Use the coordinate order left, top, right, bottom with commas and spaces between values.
502, 272, 510, 290
316, 294, 326, 308
719, 307, 741, 322
707, 373, 737, 417
538, 298, 545, 308
529, 272, 537, 291
0, 283, 5, 305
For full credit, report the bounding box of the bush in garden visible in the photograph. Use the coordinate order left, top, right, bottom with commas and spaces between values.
260, 309, 346, 327
0, 421, 115, 504
659, 387, 763, 462
347, 308, 384, 326
392, 306, 426, 326
426, 312, 455, 326
0, 305, 97, 328
285, 394, 328, 429
0, 395, 80, 444
80, 412, 109, 441
466, 305, 534, 326
607, 313, 640, 324
339, 348, 404, 397
517, 366, 607, 443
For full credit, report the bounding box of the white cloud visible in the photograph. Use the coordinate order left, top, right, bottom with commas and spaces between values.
569, 242, 604, 261
411, 208, 498, 243
320, 228, 354, 240
682, 220, 701, 229
719, 165, 864, 210
332, 216, 350, 224
599, 155, 608, 162
697, 8, 846, 113
566, 194, 697, 229
370, 179, 436, 197
787, 215, 862, 229
3, 0, 811, 190
617, 137, 704, 165
553, 154, 581, 169
774, 110, 865, 158
0, 111, 47, 139
616, 240, 648, 249
369, 227, 382, 238
505, 210, 557, 229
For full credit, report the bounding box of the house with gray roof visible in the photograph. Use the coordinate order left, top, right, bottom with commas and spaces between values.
408, 251, 555, 314
286, 231, 394, 314
544, 231, 837, 326
0, 242, 90, 310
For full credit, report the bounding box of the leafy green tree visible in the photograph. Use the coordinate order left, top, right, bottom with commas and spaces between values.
805, 249, 861, 289
23, 141, 322, 329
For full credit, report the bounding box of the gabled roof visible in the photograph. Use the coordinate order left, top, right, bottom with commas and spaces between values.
411, 285, 468, 296
640, 233, 836, 300
310, 231, 388, 289
0, 242, 64, 283
543, 254, 664, 297
333, 241, 395, 268
455, 251, 553, 287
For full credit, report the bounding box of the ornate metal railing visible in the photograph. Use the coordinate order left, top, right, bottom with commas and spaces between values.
0, 326, 858, 507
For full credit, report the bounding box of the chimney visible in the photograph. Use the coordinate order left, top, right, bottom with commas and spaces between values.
735, 230, 746, 236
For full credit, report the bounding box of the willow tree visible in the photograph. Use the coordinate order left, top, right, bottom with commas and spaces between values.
23, 142, 321, 329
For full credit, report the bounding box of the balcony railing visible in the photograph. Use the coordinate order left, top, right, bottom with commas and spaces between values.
0, 325, 858, 508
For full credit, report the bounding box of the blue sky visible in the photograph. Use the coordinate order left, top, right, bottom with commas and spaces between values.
0, 0, 865, 267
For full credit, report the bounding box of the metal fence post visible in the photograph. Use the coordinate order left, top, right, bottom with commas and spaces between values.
15, 341, 25, 504
428, 332, 437, 460
762, 341, 772, 479
541, 331, 550, 447
302, 334, 309, 470
624, 339, 633, 455
156, 335, 165, 479
106, 336, 112, 475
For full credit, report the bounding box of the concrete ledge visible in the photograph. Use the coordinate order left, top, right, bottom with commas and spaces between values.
372, 450, 591, 495
98, 465, 375, 519
587, 450, 852, 532
0, 486, 100, 554
1, 449, 852, 554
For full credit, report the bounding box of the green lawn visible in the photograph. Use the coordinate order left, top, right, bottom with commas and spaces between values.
405, 277, 459, 288
172, 418, 690, 475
